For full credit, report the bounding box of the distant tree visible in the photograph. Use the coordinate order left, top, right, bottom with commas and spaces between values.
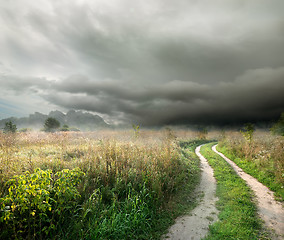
241, 123, 255, 143
19, 128, 32, 133
60, 124, 69, 132
44, 117, 60, 132
3, 121, 17, 133
197, 126, 208, 140
68, 127, 80, 132
271, 113, 284, 136
132, 124, 140, 138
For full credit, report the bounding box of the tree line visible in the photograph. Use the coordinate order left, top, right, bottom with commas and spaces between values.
2, 117, 79, 133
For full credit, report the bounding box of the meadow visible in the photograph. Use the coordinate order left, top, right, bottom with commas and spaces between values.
0, 129, 210, 239
0, 128, 282, 239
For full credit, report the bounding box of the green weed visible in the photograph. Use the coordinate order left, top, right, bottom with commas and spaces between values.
0, 168, 84, 239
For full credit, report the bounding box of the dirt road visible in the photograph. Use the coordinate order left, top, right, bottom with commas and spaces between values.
212, 144, 284, 240
163, 145, 219, 240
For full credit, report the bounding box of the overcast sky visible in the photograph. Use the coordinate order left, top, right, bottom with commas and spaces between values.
0, 0, 284, 126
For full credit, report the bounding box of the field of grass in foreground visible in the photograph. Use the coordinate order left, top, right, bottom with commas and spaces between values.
0, 130, 207, 239
200, 143, 270, 240
218, 131, 284, 201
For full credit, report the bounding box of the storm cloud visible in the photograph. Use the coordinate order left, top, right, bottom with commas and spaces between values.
0, 0, 284, 125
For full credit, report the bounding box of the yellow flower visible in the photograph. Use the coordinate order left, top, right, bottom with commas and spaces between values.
11, 204, 16, 212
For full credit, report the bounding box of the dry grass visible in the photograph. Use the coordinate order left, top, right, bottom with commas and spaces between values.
0, 129, 208, 198
219, 130, 284, 200
0, 129, 209, 239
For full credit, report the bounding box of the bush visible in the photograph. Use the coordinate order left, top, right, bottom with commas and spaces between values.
0, 168, 84, 239
240, 123, 255, 143
271, 113, 284, 136
60, 124, 69, 132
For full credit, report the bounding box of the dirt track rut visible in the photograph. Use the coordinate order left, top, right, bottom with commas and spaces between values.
163, 145, 219, 240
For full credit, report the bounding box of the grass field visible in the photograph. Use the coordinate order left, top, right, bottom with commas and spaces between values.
0, 129, 210, 239
0, 129, 282, 239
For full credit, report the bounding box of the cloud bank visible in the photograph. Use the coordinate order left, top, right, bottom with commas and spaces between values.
1, 0, 284, 125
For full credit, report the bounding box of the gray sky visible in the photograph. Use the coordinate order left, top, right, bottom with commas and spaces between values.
1, 0, 284, 126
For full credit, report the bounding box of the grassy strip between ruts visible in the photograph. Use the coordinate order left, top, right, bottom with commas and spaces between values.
200, 143, 270, 240
217, 144, 284, 202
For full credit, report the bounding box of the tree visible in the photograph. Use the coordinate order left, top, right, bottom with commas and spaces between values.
44, 117, 60, 132
197, 126, 208, 140
271, 113, 284, 136
3, 121, 17, 133
132, 124, 140, 138
241, 123, 255, 143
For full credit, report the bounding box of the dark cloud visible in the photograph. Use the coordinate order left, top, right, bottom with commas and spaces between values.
0, 0, 284, 126
39, 66, 284, 126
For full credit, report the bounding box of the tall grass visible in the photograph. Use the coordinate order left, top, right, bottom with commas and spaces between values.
0, 130, 203, 239
218, 130, 284, 201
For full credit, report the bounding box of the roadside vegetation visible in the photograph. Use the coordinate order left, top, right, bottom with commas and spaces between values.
0, 130, 206, 239
218, 131, 284, 201
271, 112, 284, 136
200, 143, 269, 240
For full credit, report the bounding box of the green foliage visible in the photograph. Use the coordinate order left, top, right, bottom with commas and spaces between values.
201, 143, 266, 240
218, 144, 284, 201
3, 121, 17, 133
74, 183, 155, 239
132, 124, 140, 138
271, 113, 284, 136
0, 132, 204, 239
0, 168, 84, 239
60, 124, 69, 131
59, 124, 80, 132
68, 127, 80, 131
67, 140, 203, 240
44, 117, 60, 132
241, 123, 255, 142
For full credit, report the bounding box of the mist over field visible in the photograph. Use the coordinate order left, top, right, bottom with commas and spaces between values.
1, 0, 284, 126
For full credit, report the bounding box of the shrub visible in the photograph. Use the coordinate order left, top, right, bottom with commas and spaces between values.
271, 113, 284, 136
0, 168, 84, 239
60, 124, 69, 131
240, 123, 255, 143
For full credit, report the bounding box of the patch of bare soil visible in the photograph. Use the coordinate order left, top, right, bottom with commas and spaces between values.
213, 144, 284, 240
162, 145, 219, 240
